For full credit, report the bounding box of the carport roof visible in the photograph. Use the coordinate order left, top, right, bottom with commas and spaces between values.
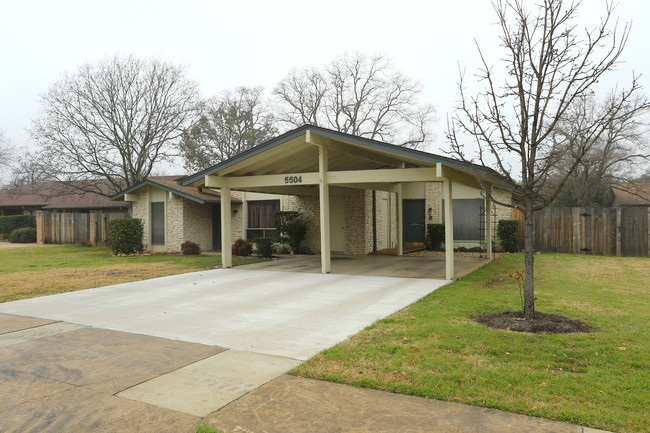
180, 125, 513, 190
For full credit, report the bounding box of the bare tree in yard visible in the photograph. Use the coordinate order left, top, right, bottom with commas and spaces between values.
549, 95, 649, 207
447, 0, 649, 319
274, 53, 436, 149
29, 55, 200, 197
0, 130, 13, 169
178, 86, 277, 172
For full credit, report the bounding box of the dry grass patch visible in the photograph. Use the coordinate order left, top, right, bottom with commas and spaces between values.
0, 263, 201, 302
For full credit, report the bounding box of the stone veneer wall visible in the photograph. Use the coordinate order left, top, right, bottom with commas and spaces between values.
425, 182, 442, 224
344, 189, 367, 254
180, 198, 213, 252
166, 193, 185, 252
131, 189, 150, 246
281, 195, 321, 253
492, 188, 514, 251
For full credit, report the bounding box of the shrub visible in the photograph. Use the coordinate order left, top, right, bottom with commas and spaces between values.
426, 224, 445, 251
180, 240, 201, 255
232, 238, 253, 256
0, 215, 36, 238
275, 211, 308, 254
107, 218, 144, 255
8, 227, 37, 243
497, 219, 520, 252
253, 237, 274, 258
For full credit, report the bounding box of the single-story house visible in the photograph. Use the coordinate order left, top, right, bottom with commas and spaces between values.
112, 125, 516, 279
611, 183, 650, 207
0, 181, 130, 216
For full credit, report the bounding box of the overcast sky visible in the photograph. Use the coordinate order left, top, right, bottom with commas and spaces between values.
1, 0, 649, 182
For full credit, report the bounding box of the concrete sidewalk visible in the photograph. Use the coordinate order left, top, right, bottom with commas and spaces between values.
0, 313, 610, 433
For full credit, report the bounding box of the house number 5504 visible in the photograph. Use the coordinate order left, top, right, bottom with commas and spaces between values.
284, 176, 302, 184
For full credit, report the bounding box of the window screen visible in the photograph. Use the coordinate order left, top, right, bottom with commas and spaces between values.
442, 198, 484, 241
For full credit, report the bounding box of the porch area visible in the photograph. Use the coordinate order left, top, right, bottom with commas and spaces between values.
236, 253, 489, 280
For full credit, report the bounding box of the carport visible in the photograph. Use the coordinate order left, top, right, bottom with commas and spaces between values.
181, 125, 510, 279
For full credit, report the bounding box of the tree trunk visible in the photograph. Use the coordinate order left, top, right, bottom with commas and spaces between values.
523, 204, 535, 319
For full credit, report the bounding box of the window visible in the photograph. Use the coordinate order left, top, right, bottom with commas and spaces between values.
442, 198, 484, 241
151, 202, 165, 245
247, 200, 280, 240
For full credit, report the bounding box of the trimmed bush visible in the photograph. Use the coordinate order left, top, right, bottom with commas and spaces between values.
232, 238, 253, 257
181, 240, 201, 255
8, 227, 37, 243
497, 219, 520, 252
253, 237, 273, 258
107, 218, 144, 255
275, 211, 308, 254
0, 215, 36, 238
426, 224, 445, 251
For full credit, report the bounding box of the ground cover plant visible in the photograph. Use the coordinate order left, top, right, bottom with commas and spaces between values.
292, 254, 649, 433
0, 245, 265, 303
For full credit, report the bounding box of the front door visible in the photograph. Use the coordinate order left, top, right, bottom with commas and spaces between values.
403, 199, 425, 245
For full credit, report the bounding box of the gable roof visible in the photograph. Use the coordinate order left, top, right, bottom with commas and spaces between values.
612, 183, 650, 206
110, 176, 241, 204
0, 181, 130, 210
180, 125, 513, 189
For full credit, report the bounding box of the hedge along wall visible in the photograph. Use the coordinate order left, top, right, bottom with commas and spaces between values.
0, 215, 36, 238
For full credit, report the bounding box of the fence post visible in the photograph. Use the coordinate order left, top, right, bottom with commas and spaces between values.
616, 208, 622, 257
647, 208, 650, 257
89, 213, 98, 246
573, 207, 582, 254
35, 211, 46, 244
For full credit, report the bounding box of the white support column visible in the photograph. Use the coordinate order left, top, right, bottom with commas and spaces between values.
319, 146, 331, 273
486, 189, 493, 260
443, 179, 454, 280
221, 183, 232, 268
396, 184, 403, 256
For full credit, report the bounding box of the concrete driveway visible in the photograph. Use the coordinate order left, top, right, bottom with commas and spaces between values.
0, 268, 448, 360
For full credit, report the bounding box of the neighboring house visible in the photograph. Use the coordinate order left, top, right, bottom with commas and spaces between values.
611, 183, 650, 207
0, 181, 130, 216
113, 125, 517, 279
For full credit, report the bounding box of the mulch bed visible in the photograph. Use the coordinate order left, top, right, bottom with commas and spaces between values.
475, 311, 592, 334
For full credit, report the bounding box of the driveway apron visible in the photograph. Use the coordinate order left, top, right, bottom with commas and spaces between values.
0, 269, 449, 420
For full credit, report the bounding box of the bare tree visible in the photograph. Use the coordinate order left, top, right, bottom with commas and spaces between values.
447, 0, 650, 319
0, 130, 13, 169
549, 95, 649, 206
178, 86, 277, 172
274, 53, 436, 149
29, 55, 200, 197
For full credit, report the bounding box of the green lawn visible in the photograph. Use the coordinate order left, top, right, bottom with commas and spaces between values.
292, 254, 649, 433
0, 245, 236, 273
0, 245, 266, 303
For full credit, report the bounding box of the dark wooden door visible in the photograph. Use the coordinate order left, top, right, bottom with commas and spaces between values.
403, 199, 425, 244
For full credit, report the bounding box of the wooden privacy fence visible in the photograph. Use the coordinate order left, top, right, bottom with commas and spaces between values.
516, 207, 649, 257
36, 211, 129, 246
